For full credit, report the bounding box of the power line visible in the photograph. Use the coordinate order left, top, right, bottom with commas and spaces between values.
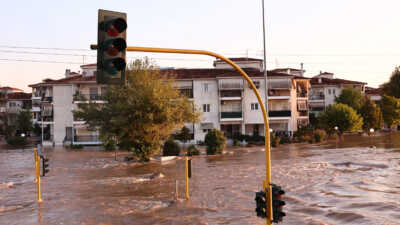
0, 58, 82, 64
0, 45, 91, 51
0, 49, 95, 57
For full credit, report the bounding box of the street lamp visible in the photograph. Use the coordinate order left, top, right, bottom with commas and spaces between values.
369, 128, 375, 148
334, 126, 339, 147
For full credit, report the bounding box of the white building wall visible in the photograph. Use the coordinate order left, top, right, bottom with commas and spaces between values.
53, 85, 73, 145
290, 88, 297, 132
193, 79, 219, 141
243, 78, 265, 124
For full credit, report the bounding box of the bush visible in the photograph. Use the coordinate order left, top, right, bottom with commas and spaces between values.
71, 144, 83, 149
163, 139, 180, 156
271, 134, 280, 148
6, 136, 28, 146
103, 139, 116, 151
205, 129, 226, 155
313, 129, 327, 143
187, 145, 200, 156
279, 136, 291, 144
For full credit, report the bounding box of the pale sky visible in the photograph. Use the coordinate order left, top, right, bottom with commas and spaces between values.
1, 0, 399, 92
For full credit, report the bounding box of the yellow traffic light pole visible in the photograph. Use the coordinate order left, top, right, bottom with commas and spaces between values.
33, 148, 42, 203
90, 45, 273, 224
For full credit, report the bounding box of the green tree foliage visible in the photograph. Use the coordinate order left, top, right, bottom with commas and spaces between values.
383, 66, 400, 98
204, 129, 226, 155
187, 144, 200, 156
380, 95, 400, 129
359, 98, 383, 132
335, 87, 362, 112
16, 110, 33, 135
318, 103, 363, 135
176, 126, 192, 144
162, 139, 180, 156
74, 58, 200, 161
0, 111, 15, 138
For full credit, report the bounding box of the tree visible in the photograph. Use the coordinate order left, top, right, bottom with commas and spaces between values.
0, 111, 15, 139
204, 129, 226, 155
359, 98, 383, 133
335, 87, 362, 112
380, 95, 400, 130
16, 110, 33, 135
74, 58, 200, 161
318, 103, 363, 135
176, 125, 191, 143
383, 66, 400, 98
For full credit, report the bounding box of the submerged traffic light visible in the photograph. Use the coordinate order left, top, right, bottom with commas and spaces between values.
41, 156, 50, 177
255, 189, 267, 218
96, 9, 127, 84
271, 184, 286, 223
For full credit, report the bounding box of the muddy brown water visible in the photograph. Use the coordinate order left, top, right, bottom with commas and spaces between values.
1, 133, 400, 225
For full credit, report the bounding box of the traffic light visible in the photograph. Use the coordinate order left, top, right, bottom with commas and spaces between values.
96, 9, 127, 84
255, 189, 267, 218
41, 156, 50, 177
271, 184, 286, 223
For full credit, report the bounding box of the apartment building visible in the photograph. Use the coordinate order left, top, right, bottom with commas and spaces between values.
28, 59, 311, 146
308, 72, 366, 114
29, 64, 104, 146
165, 58, 311, 142
0, 90, 32, 135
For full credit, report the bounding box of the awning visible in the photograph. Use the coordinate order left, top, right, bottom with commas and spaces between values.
201, 123, 214, 129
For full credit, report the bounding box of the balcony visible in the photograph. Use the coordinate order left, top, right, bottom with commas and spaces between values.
178, 89, 193, 98
219, 79, 243, 90
220, 90, 241, 99
268, 89, 290, 99
220, 111, 243, 120
298, 111, 308, 117
268, 79, 291, 89
41, 96, 53, 103
297, 92, 308, 98
309, 94, 325, 101
73, 135, 102, 145
268, 110, 291, 117
73, 94, 104, 102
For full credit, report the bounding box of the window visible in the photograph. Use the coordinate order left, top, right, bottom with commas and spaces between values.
251, 103, 259, 110
101, 87, 107, 96
203, 104, 210, 112
203, 129, 211, 133
9, 102, 16, 107
333, 89, 336, 95
203, 83, 209, 92
328, 89, 331, 95
249, 80, 260, 89
90, 87, 98, 100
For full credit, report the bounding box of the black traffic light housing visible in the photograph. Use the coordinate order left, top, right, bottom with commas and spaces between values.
271, 184, 286, 223
255, 183, 286, 222
255, 190, 267, 218
96, 9, 127, 84
41, 156, 50, 177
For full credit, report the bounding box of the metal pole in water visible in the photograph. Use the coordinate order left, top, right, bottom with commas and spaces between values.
34, 148, 42, 202
185, 157, 189, 200
175, 180, 179, 200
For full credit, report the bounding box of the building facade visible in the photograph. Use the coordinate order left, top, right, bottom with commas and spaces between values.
308, 72, 366, 114
29, 59, 311, 146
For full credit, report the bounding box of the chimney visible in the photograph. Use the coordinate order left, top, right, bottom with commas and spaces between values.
65, 69, 71, 77
300, 63, 304, 77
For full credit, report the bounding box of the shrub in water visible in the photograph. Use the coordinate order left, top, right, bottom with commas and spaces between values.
314, 129, 327, 143
187, 144, 200, 156
163, 139, 180, 156
205, 129, 226, 155
6, 136, 27, 146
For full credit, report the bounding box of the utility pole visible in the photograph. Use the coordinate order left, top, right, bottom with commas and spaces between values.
262, 0, 269, 118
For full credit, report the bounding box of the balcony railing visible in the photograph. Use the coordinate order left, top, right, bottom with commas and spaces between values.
73, 94, 104, 101
178, 89, 193, 98
220, 90, 241, 98
74, 135, 100, 142
309, 94, 325, 100
268, 89, 290, 97
268, 110, 291, 117
41, 96, 53, 102
220, 111, 242, 119
298, 111, 308, 117
297, 92, 308, 98
219, 79, 243, 90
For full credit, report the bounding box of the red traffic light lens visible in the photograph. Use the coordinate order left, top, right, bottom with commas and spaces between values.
105, 18, 127, 37
104, 38, 126, 56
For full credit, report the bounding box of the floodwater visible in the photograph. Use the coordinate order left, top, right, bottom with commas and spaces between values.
1, 133, 400, 225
